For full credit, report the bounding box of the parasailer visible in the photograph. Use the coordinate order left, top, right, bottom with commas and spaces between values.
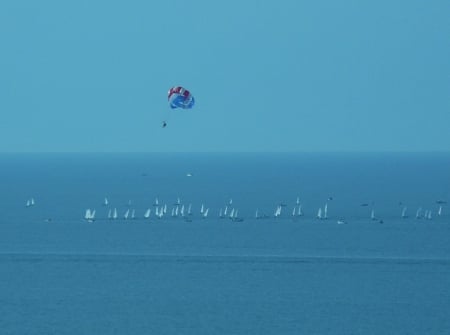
162, 86, 195, 127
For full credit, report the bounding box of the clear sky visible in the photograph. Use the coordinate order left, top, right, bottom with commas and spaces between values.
1, 0, 449, 152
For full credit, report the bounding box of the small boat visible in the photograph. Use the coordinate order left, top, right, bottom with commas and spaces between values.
144, 209, 151, 219
416, 207, 422, 219
297, 205, 303, 216
401, 206, 408, 218
317, 208, 322, 219
84, 209, 95, 223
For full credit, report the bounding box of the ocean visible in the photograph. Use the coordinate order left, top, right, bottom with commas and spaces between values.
0, 153, 449, 334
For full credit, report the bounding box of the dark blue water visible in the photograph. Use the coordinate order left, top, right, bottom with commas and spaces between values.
1, 153, 449, 334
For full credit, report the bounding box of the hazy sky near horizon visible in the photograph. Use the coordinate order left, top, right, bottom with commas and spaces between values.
1, 0, 449, 152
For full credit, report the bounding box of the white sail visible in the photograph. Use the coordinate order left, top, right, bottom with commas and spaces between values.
104, 197, 109, 206
229, 198, 233, 205
274, 206, 281, 217
200, 204, 204, 214
84, 209, 91, 220
85, 209, 95, 222
108, 209, 112, 219
163, 204, 167, 214
438, 205, 442, 216
26, 199, 31, 207
401, 207, 407, 218
370, 209, 375, 220
298, 205, 303, 216
296, 196, 300, 205
219, 208, 223, 218
175, 206, 179, 217
416, 207, 422, 219
255, 209, 259, 219
154, 197, 159, 206
317, 208, 322, 219
131, 209, 135, 219
230, 208, 235, 218
224, 206, 228, 216
292, 207, 296, 216
113, 208, 118, 219
144, 208, 151, 219
188, 204, 192, 215
323, 203, 328, 219
181, 205, 185, 216
124, 209, 129, 220
203, 208, 209, 217
30, 198, 35, 206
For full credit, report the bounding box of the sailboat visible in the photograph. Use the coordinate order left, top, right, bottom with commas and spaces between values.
298, 205, 303, 216
188, 204, 192, 216
103, 197, 109, 206
323, 203, 328, 219
317, 208, 322, 219
153, 198, 159, 207
438, 205, 442, 216
108, 209, 112, 219
180, 205, 185, 217
203, 208, 209, 218
84, 209, 95, 222
131, 209, 135, 219
370, 209, 376, 221
124, 209, 130, 220
274, 206, 282, 217
113, 208, 118, 220
401, 207, 408, 218
144, 208, 151, 219
416, 207, 422, 219
255, 209, 259, 219
200, 204, 204, 214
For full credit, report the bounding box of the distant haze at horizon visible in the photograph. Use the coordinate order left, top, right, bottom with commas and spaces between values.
1, 0, 449, 153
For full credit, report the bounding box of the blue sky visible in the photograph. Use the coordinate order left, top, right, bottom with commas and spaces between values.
1, 0, 449, 152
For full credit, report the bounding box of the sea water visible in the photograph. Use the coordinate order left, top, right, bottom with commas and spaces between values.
0, 153, 449, 334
